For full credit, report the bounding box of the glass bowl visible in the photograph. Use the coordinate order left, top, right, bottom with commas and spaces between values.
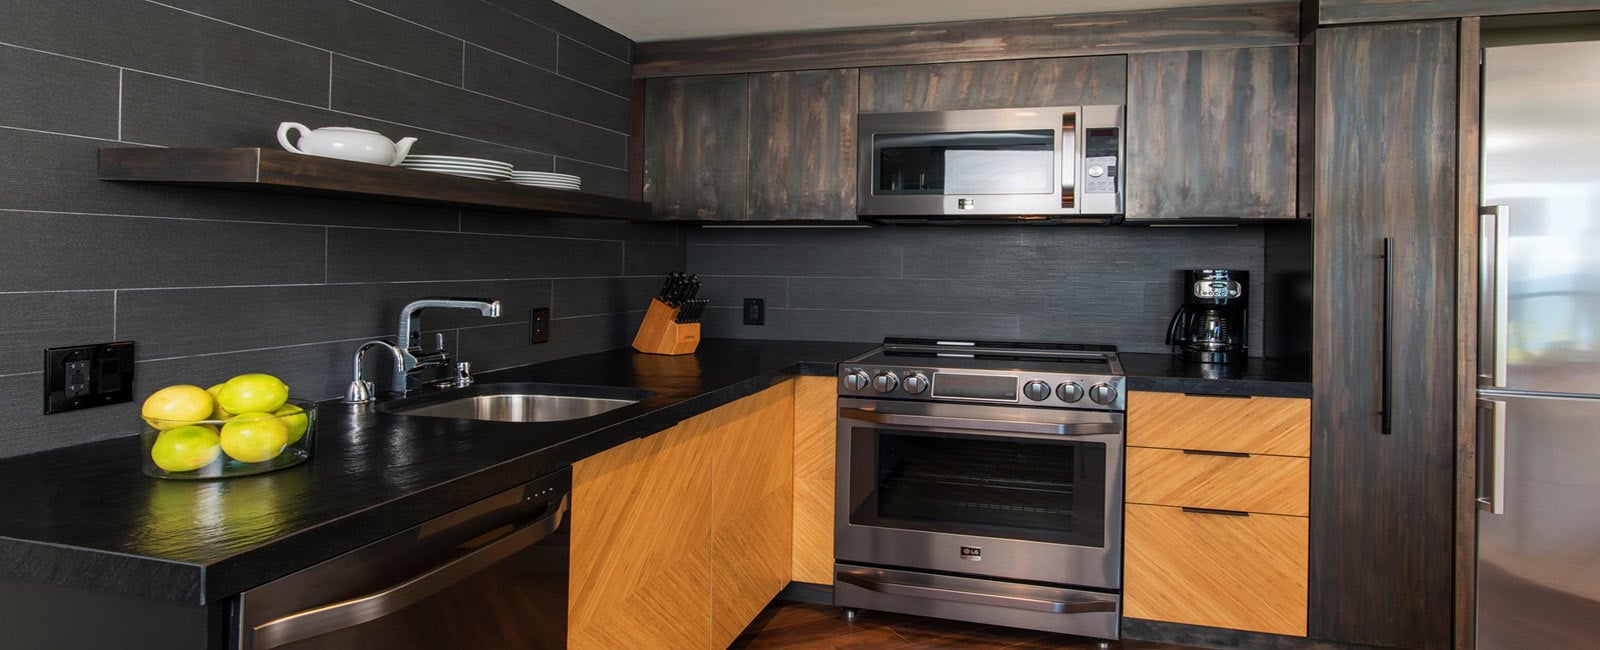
141, 398, 316, 480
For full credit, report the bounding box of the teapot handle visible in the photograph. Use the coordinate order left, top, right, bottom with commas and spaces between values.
276, 122, 311, 154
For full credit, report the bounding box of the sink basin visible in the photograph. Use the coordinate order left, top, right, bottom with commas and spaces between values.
381, 383, 652, 423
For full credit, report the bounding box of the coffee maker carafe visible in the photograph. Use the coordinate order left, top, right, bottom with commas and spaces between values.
1166, 269, 1248, 364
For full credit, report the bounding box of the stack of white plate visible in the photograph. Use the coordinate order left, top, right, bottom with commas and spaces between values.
399, 155, 513, 181
506, 171, 582, 191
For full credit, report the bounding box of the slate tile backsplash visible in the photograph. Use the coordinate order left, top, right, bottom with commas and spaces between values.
0, 0, 665, 457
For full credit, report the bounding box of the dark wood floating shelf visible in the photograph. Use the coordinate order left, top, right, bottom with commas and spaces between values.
98, 147, 652, 220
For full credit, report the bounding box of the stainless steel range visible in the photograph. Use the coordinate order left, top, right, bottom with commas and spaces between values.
834, 338, 1125, 641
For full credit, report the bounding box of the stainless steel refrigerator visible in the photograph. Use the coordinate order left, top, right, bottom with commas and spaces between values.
1476, 37, 1600, 649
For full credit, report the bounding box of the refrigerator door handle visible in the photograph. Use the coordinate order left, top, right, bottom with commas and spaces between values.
1476, 398, 1507, 515
1479, 205, 1510, 388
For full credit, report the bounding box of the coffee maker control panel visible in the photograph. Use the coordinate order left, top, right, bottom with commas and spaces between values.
1193, 279, 1243, 300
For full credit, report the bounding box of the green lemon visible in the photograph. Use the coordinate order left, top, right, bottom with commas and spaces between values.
216, 374, 289, 414
150, 425, 222, 472
220, 413, 289, 463
141, 385, 215, 430
274, 404, 310, 445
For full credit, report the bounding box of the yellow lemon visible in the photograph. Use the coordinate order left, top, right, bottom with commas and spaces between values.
273, 403, 310, 445
205, 384, 233, 421
150, 425, 222, 472
142, 385, 215, 430
220, 413, 289, 463
217, 374, 289, 414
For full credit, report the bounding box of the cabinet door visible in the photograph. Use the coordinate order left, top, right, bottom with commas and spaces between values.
859, 56, 1126, 113
1125, 504, 1308, 636
791, 375, 837, 584
1126, 391, 1310, 456
642, 74, 750, 220
1126, 46, 1297, 220
570, 422, 714, 650
708, 383, 795, 648
748, 69, 858, 221
1311, 21, 1457, 650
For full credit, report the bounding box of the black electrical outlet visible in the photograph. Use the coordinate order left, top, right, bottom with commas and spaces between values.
743, 298, 765, 325
44, 341, 135, 414
530, 307, 551, 344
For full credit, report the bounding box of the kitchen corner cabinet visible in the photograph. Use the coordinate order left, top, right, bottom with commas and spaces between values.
1125, 46, 1298, 220
569, 383, 793, 650
642, 71, 857, 221
857, 56, 1127, 113
791, 375, 837, 584
1310, 21, 1457, 650
1123, 391, 1311, 637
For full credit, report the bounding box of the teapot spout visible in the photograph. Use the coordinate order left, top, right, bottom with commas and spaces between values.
391, 137, 418, 165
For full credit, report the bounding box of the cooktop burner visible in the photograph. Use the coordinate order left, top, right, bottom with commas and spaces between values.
840, 337, 1125, 410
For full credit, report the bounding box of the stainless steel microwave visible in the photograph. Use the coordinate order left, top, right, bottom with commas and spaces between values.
856, 105, 1124, 223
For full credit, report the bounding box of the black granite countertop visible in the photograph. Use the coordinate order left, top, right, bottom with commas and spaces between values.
1119, 352, 1312, 398
0, 339, 874, 607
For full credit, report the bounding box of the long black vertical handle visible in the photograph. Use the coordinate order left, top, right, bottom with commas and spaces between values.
1381, 237, 1394, 435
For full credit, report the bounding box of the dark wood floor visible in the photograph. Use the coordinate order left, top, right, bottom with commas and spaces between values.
730, 601, 1201, 649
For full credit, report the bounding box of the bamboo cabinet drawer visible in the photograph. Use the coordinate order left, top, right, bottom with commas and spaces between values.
1125, 447, 1309, 517
1124, 503, 1309, 637
1126, 391, 1310, 456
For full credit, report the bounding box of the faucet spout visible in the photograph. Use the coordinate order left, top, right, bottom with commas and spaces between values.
345, 339, 404, 403
393, 298, 503, 392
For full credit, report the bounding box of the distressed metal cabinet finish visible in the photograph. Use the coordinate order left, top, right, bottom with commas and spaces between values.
1310, 22, 1457, 650
642, 74, 750, 220
858, 56, 1127, 113
748, 69, 858, 221
1315, 0, 1600, 24
1126, 46, 1297, 220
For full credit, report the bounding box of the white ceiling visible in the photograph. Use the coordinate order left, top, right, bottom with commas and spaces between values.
558, 0, 1267, 43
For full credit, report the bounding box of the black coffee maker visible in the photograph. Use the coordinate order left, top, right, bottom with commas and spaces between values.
1165, 269, 1248, 364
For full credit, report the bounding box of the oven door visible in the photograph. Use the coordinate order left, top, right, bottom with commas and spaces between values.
836, 398, 1123, 590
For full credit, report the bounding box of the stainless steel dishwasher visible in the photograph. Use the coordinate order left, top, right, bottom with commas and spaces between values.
232, 468, 570, 649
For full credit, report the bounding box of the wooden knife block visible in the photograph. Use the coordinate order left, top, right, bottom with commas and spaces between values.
632, 299, 700, 355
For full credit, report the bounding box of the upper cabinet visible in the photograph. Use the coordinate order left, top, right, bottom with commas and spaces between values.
1125, 46, 1298, 220
858, 56, 1126, 113
642, 74, 751, 220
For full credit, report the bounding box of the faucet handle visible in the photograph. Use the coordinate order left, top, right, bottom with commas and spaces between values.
433, 332, 446, 352
453, 362, 473, 388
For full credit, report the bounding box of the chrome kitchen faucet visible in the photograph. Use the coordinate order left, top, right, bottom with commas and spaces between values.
344, 298, 502, 403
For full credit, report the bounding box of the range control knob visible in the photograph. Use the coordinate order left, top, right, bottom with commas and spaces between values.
843, 370, 870, 391
1023, 380, 1053, 402
1056, 382, 1085, 403
1088, 382, 1119, 405
872, 372, 900, 393
902, 373, 929, 395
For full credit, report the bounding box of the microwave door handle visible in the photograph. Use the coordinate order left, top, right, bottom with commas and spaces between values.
1060, 112, 1077, 208
250, 495, 570, 650
840, 407, 1118, 437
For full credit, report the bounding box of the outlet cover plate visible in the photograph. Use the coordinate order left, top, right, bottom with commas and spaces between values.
530, 307, 551, 344
44, 341, 135, 414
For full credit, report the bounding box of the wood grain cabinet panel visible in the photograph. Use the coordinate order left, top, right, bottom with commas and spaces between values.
708, 383, 795, 649
748, 69, 858, 221
792, 375, 837, 585
1127, 391, 1310, 456
642, 74, 750, 220
858, 56, 1127, 113
1126, 46, 1298, 220
1124, 503, 1308, 636
570, 421, 714, 650
1126, 446, 1309, 516
1315, 0, 1600, 25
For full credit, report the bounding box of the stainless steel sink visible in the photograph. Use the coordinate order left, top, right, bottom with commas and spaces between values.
379, 383, 652, 423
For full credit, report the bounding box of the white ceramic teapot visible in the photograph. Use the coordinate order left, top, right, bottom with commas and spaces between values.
276, 123, 417, 166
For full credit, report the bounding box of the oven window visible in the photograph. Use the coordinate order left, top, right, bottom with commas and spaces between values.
853, 429, 1106, 547
875, 130, 1055, 195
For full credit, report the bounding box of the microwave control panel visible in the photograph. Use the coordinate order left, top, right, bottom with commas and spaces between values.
1082, 127, 1119, 195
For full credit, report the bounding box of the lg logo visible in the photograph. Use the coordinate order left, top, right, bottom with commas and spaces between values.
960, 546, 982, 561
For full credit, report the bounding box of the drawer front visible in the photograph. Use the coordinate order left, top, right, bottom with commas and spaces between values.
1124, 503, 1308, 636
1125, 446, 1309, 516
1127, 391, 1310, 456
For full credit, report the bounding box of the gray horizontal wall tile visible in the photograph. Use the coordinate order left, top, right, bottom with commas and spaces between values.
0, 372, 130, 457
325, 228, 622, 282
464, 46, 629, 132
0, 211, 325, 291
0, 0, 328, 105
485, 0, 631, 61
157, 0, 466, 85
332, 57, 627, 167
624, 241, 686, 276
135, 340, 360, 408
355, 0, 558, 68
685, 224, 1019, 248
691, 276, 789, 309
553, 276, 661, 318
459, 210, 678, 242
117, 280, 553, 360
552, 158, 630, 199
557, 36, 631, 98
699, 307, 1019, 343
0, 292, 115, 376
0, 45, 119, 139
458, 310, 642, 372
687, 243, 901, 278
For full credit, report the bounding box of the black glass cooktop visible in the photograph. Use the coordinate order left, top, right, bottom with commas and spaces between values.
849, 337, 1120, 373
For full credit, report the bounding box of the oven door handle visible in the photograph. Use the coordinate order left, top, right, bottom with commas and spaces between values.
840, 407, 1118, 437
836, 569, 1116, 614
